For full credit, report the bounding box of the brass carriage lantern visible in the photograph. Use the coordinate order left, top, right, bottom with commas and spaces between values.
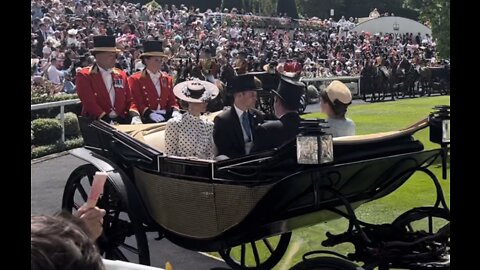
296, 120, 334, 165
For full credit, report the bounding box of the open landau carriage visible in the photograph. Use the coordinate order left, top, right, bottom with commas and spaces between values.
62, 106, 450, 270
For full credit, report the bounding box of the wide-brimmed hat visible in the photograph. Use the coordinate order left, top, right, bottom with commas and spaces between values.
173, 79, 219, 103
272, 77, 305, 110
324, 80, 352, 104
90, 36, 121, 53
227, 74, 262, 94
140, 40, 167, 58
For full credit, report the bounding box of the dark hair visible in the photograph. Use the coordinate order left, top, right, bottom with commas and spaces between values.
320, 90, 349, 118
31, 213, 105, 270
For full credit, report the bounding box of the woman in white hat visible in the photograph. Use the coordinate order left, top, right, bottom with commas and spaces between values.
320, 80, 356, 137
164, 80, 219, 159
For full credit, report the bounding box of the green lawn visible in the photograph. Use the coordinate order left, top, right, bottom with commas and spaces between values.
214, 96, 450, 269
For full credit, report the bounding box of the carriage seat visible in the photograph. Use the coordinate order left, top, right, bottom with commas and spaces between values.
330, 118, 429, 163
334, 117, 428, 145
114, 111, 223, 154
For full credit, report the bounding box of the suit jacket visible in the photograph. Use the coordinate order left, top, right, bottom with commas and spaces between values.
213, 107, 265, 158
128, 70, 179, 121
251, 112, 302, 153
76, 65, 137, 119
35, 30, 46, 56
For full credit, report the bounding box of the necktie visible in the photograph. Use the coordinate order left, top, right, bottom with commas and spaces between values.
242, 112, 252, 142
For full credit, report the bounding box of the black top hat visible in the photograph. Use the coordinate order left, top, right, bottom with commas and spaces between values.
272, 77, 305, 110
227, 74, 262, 94
90, 36, 120, 53
140, 40, 166, 58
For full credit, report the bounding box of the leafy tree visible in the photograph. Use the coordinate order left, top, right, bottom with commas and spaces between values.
221, 0, 244, 10
403, 0, 450, 58
277, 0, 299, 18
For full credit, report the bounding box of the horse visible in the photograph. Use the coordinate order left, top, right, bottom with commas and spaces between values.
415, 66, 433, 96
360, 63, 392, 102
397, 58, 419, 98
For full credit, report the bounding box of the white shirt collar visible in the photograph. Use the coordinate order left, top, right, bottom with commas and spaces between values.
146, 69, 161, 78
234, 104, 247, 119
98, 66, 112, 75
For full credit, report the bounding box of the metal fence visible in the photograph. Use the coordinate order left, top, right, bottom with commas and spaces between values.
300, 76, 361, 96
31, 99, 81, 143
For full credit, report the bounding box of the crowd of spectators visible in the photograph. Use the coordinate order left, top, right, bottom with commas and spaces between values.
31, 0, 440, 95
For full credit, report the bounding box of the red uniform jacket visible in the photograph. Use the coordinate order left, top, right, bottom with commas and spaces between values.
127, 70, 179, 116
76, 65, 137, 119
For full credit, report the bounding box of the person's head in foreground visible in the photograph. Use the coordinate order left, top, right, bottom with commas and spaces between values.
320, 80, 352, 119
31, 213, 105, 270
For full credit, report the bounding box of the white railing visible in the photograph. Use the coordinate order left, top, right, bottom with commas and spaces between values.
31, 99, 81, 142
300, 76, 362, 96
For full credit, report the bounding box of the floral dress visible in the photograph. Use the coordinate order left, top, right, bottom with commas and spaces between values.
164, 112, 215, 159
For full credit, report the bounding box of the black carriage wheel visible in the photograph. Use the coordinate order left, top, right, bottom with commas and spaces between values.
219, 232, 292, 270
392, 206, 450, 234
61, 164, 150, 265
289, 257, 359, 270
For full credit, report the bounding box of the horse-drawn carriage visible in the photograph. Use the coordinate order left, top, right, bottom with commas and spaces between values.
360, 59, 450, 102
61, 106, 450, 270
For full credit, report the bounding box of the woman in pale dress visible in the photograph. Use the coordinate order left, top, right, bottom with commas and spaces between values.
164, 79, 219, 159
319, 80, 356, 137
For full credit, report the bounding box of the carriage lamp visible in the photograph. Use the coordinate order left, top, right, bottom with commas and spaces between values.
296, 120, 334, 165
429, 105, 450, 145
428, 105, 450, 179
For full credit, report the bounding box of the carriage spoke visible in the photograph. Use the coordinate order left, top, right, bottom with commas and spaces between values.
225, 248, 231, 256
240, 244, 246, 266
76, 182, 89, 201
263, 238, 274, 254
251, 241, 261, 266
119, 243, 140, 254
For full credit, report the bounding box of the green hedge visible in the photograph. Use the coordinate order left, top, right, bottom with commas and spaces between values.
31, 118, 62, 146
31, 137, 84, 159
56, 112, 81, 138
31, 83, 81, 120
31, 93, 79, 105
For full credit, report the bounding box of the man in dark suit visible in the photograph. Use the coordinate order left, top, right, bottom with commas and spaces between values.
213, 74, 265, 159
251, 77, 306, 153
35, 23, 48, 58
